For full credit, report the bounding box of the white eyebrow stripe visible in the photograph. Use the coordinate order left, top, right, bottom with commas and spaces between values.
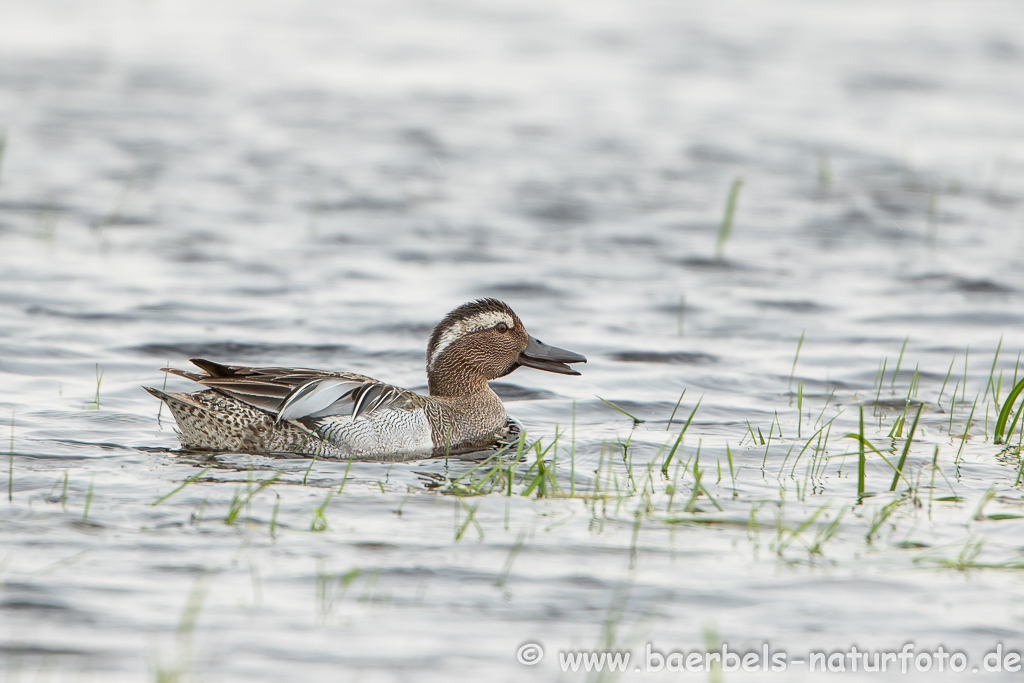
429, 311, 514, 367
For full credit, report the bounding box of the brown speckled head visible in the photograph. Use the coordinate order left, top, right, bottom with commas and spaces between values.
426, 298, 585, 397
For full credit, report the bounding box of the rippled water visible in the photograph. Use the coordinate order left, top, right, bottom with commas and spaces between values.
2, 0, 1024, 680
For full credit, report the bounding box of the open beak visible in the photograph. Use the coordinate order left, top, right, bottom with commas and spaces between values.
518, 335, 587, 375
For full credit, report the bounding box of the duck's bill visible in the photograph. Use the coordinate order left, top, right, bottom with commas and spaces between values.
519, 336, 587, 375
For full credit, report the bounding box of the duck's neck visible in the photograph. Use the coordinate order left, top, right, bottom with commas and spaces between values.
427, 357, 491, 397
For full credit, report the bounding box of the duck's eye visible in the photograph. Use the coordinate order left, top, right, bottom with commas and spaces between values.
495, 322, 509, 333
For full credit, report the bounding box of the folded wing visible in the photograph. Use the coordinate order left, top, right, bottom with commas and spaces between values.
162, 358, 421, 423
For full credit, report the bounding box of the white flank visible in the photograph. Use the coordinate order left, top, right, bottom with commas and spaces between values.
319, 408, 434, 454
429, 311, 514, 367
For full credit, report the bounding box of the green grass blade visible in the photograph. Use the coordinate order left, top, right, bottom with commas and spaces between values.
890, 404, 923, 491
993, 376, 1024, 444
151, 467, 212, 506
938, 355, 955, 404
788, 330, 805, 390
986, 336, 1003, 403
715, 176, 744, 259
891, 336, 908, 391
666, 389, 686, 431
661, 397, 702, 476
857, 406, 865, 498
596, 396, 645, 425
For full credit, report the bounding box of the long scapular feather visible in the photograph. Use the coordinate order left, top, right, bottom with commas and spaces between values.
276, 379, 360, 422
350, 384, 401, 419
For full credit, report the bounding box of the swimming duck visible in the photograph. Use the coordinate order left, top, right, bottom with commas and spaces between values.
146, 298, 586, 459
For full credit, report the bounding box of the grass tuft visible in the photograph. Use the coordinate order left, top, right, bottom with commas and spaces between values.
597, 396, 645, 426
661, 398, 702, 476
7, 410, 13, 504
84, 364, 104, 410
993, 376, 1024, 445
788, 330, 805, 391
225, 471, 281, 525
83, 476, 94, 521
666, 389, 686, 432
151, 467, 212, 506
310, 490, 333, 532
715, 176, 744, 259
154, 573, 214, 683
816, 147, 831, 191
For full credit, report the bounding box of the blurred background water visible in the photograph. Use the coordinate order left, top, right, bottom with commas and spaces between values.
1, 0, 1024, 680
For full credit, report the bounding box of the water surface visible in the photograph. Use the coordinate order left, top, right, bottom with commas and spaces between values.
1, 0, 1024, 680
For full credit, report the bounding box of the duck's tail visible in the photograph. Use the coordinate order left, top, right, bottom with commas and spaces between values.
144, 385, 312, 454
145, 386, 243, 450
144, 385, 193, 407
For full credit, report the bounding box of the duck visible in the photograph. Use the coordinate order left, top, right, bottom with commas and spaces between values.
145, 298, 586, 459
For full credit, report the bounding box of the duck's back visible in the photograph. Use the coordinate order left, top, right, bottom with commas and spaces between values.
148, 359, 435, 458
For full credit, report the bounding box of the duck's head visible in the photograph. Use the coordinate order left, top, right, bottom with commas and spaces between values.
426, 298, 586, 396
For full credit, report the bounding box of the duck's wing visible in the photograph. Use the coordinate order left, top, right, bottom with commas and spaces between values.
161, 358, 424, 422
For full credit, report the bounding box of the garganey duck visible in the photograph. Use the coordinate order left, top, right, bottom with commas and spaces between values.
146, 299, 586, 459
